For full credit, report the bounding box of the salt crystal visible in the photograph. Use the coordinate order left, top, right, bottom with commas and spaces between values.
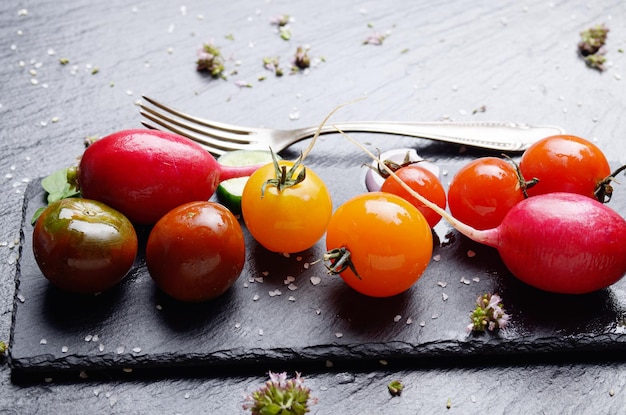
258, 329, 263, 336
406, 318, 413, 325
84, 335, 93, 342
442, 293, 449, 301
437, 281, 447, 288
335, 332, 343, 338
284, 276, 295, 284
393, 315, 402, 322
288, 296, 296, 301
310, 276, 321, 285
287, 283, 297, 291
252, 294, 260, 301
132, 347, 141, 353
433, 254, 441, 262
61, 346, 68, 353
116, 346, 124, 354
467, 250, 476, 258
40, 338, 47, 345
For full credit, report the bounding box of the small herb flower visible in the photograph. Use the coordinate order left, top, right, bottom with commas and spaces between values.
263, 57, 284, 76
270, 15, 293, 41
196, 41, 226, 78
243, 371, 317, 415
578, 24, 609, 71
467, 293, 510, 333
363, 31, 388, 45
292, 46, 311, 71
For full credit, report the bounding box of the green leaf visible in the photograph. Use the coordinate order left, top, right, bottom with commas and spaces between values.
31, 166, 80, 225
41, 167, 79, 204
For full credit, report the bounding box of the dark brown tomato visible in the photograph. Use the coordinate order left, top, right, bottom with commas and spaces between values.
32, 198, 138, 294
145, 201, 245, 302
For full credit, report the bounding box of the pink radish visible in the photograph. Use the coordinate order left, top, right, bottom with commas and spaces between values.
342, 131, 626, 294
79, 129, 262, 224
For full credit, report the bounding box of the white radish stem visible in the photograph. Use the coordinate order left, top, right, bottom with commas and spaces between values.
336, 127, 500, 247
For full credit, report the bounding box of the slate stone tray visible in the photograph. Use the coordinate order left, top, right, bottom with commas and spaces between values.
8, 159, 626, 378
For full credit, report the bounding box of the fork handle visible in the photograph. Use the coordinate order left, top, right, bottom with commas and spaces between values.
305, 121, 564, 151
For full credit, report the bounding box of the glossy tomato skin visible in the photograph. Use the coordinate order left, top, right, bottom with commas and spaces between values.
241, 160, 332, 253
519, 134, 610, 199
79, 129, 225, 225
146, 201, 245, 302
448, 157, 525, 230
32, 198, 138, 294
380, 164, 446, 228
325, 192, 433, 298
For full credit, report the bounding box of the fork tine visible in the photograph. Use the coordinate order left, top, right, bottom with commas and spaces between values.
139, 105, 254, 144
142, 96, 255, 135
140, 115, 256, 156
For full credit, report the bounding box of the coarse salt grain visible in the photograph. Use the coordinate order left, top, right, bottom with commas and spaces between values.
393, 315, 402, 322
442, 293, 449, 301
433, 254, 441, 261
284, 276, 295, 284
467, 250, 476, 258
288, 296, 296, 301
252, 294, 260, 301
335, 332, 343, 338
40, 338, 47, 345
310, 276, 321, 285
287, 283, 297, 291
116, 346, 124, 354
61, 346, 68, 353
437, 281, 447, 288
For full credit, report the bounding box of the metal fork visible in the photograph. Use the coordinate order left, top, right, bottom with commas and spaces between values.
139, 96, 565, 156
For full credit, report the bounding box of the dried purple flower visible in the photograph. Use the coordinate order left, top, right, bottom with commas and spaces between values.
243, 371, 317, 415
363, 31, 388, 45
467, 293, 510, 333
196, 41, 225, 77
292, 46, 310, 71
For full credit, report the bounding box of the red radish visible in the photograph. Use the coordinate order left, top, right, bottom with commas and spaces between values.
343, 132, 626, 294
78, 129, 262, 224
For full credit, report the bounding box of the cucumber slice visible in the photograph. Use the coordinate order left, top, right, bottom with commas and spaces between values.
216, 150, 276, 214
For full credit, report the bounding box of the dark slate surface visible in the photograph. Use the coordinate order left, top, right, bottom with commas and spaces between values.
2, 0, 626, 413
10, 159, 626, 377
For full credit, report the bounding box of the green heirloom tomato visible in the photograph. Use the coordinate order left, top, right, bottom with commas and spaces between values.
32, 198, 138, 294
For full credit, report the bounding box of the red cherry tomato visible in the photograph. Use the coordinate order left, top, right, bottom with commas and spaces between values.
146, 201, 245, 302
325, 192, 433, 297
380, 164, 447, 228
32, 198, 138, 294
241, 159, 332, 253
448, 157, 526, 230
519, 134, 611, 200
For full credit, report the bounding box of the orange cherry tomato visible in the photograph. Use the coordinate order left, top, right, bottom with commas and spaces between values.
241, 159, 332, 253
380, 164, 447, 228
519, 134, 611, 200
448, 157, 526, 230
325, 192, 433, 297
